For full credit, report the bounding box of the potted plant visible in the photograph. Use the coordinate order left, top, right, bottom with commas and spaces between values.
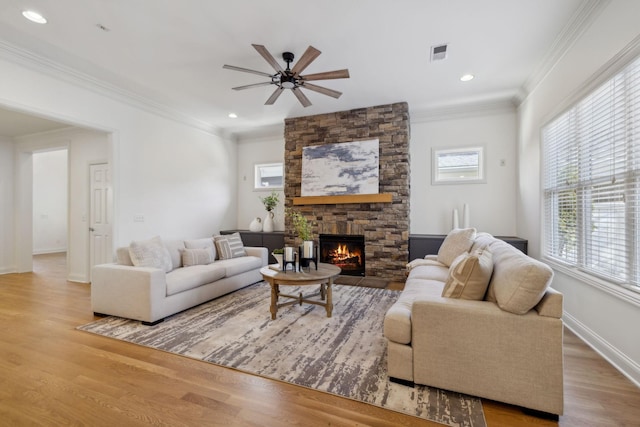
287, 208, 315, 267
272, 248, 284, 268
259, 191, 279, 232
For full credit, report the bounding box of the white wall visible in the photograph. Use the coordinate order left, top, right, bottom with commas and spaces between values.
236, 129, 285, 231
32, 149, 68, 254
0, 136, 14, 273
518, 1, 640, 385
410, 108, 517, 235
0, 51, 237, 281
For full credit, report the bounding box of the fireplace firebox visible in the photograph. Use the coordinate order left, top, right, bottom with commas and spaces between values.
319, 234, 365, 276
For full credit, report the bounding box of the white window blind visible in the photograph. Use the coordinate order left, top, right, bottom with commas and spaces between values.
543, 55, 640, 292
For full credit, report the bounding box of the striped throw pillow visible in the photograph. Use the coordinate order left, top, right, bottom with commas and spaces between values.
213, 233, 246, 259
442, 246, 493, 300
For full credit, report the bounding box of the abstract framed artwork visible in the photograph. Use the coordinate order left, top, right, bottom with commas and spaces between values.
301, 139, 379, 196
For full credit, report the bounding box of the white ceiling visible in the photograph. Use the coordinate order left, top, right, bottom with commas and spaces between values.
0, 0, 587, 136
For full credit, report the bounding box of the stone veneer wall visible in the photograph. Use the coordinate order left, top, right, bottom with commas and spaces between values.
284, 102, 410, 281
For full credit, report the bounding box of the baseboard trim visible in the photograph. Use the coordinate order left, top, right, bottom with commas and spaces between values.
0, 266, 17, 274
564, 312, 640, 387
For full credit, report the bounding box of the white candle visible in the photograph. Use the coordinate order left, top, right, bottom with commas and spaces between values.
452, 209, 459, 229
284, 246, 295, 262
303, 241, 314, 258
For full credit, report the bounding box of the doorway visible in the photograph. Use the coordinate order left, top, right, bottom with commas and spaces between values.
32, 149, 69, 272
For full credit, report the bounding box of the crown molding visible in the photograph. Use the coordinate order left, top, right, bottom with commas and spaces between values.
232, 122, 284, 142
0, 41, 222, 137
520, 0, 610, 101
410, 98, 517, 123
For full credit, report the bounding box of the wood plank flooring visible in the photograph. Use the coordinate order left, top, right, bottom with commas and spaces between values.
0, 252, 638, 426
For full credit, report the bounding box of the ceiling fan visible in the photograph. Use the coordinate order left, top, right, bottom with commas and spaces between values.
223, 44, 350, 107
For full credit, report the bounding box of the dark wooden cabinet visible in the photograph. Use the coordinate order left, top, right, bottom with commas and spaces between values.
409, 234, 528, 261
220, 230, 285, 264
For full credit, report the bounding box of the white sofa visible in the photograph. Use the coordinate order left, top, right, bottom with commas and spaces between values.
91, 235, 268, 325
384, 230, 564, 416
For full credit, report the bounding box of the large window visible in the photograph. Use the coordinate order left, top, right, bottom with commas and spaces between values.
542, 55, 640, 293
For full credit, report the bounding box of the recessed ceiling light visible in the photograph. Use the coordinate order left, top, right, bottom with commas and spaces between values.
228, 113, 238, 119
460, 74, 475, 82
22, 10, 47, 24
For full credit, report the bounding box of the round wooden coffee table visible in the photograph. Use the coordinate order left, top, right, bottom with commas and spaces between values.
260, 263, 341, 319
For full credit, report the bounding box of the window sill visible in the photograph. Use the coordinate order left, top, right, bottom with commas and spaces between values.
544, 257, 640, 308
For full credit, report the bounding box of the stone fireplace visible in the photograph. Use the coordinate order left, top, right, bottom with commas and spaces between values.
284, 102, 410, 281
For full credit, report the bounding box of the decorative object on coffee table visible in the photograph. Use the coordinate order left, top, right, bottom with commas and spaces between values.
260, 263, 341, 319
281, 246, 297, 272
287, 208, 316, 269
260, 191, 279, 232
271, 248, 284, 269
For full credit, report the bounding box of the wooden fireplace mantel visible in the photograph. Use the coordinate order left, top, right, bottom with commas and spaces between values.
292, 193, 393, 205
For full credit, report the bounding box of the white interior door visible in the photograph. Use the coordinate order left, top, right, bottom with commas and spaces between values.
89, 163, 113, 273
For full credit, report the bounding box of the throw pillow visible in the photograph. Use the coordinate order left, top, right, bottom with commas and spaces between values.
442, 247, 494, 300
485, 242, 554, 314
184, 237, 217, 261
128, 236, 173, 272
437, 227, 477, 267
182, 247, 215, 267
213, 232, 246, 260
116, 247, 133, 266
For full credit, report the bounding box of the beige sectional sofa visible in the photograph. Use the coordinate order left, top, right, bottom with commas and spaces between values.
91, 234, 268, 325
384, 229, 564, 416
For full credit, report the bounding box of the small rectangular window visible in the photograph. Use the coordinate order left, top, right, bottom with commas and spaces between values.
254, 163, 283, 190
432, 147, 485, 184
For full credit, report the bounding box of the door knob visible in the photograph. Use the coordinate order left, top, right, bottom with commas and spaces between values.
89, 227, 95, 232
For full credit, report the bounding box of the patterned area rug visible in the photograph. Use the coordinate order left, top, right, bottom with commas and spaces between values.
78, 282, 486, 427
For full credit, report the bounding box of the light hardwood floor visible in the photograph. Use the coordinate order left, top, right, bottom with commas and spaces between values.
0, 253, 639, 426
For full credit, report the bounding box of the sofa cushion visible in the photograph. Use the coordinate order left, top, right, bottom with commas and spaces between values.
384, 271, 447, 345
485, 240, 554, 314
214, 233, 246, 259
437, 228, 477, 267
163, 239, 186, 270
129, 236, 172, 273
165, 264, 226, 296
215, 255, 263, 277
442, 247, 493, 300
182, 247, 215, 267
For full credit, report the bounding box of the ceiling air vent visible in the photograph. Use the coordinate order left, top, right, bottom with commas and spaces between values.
431, 44, 448, 61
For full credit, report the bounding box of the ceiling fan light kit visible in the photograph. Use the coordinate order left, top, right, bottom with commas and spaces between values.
223, 44, 350, 107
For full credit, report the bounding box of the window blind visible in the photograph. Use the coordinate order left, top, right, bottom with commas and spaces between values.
543, 55, 640, 292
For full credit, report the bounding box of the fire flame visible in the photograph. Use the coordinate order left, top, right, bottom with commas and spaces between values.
329, 244, 361, 263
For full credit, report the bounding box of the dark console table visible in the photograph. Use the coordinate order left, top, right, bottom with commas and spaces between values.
409, 234, 528, 261
220, 230, 284, 264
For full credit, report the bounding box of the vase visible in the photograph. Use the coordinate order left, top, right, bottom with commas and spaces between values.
263, 211, 274, 232
462, 203, 470, 228
249, 217, 262, 232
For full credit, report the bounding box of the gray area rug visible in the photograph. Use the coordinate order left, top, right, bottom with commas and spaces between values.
78, 282, 486, 427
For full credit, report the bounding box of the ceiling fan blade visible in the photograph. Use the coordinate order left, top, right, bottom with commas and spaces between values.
232, 81, 274, 91
252, 44, 284, 73
265, 87, 285, 105
223, 64, 273, 78
301, 69, 350, 81
291, 46, 321, 75
301, 83, 342, 99
292, 87, 312, 107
